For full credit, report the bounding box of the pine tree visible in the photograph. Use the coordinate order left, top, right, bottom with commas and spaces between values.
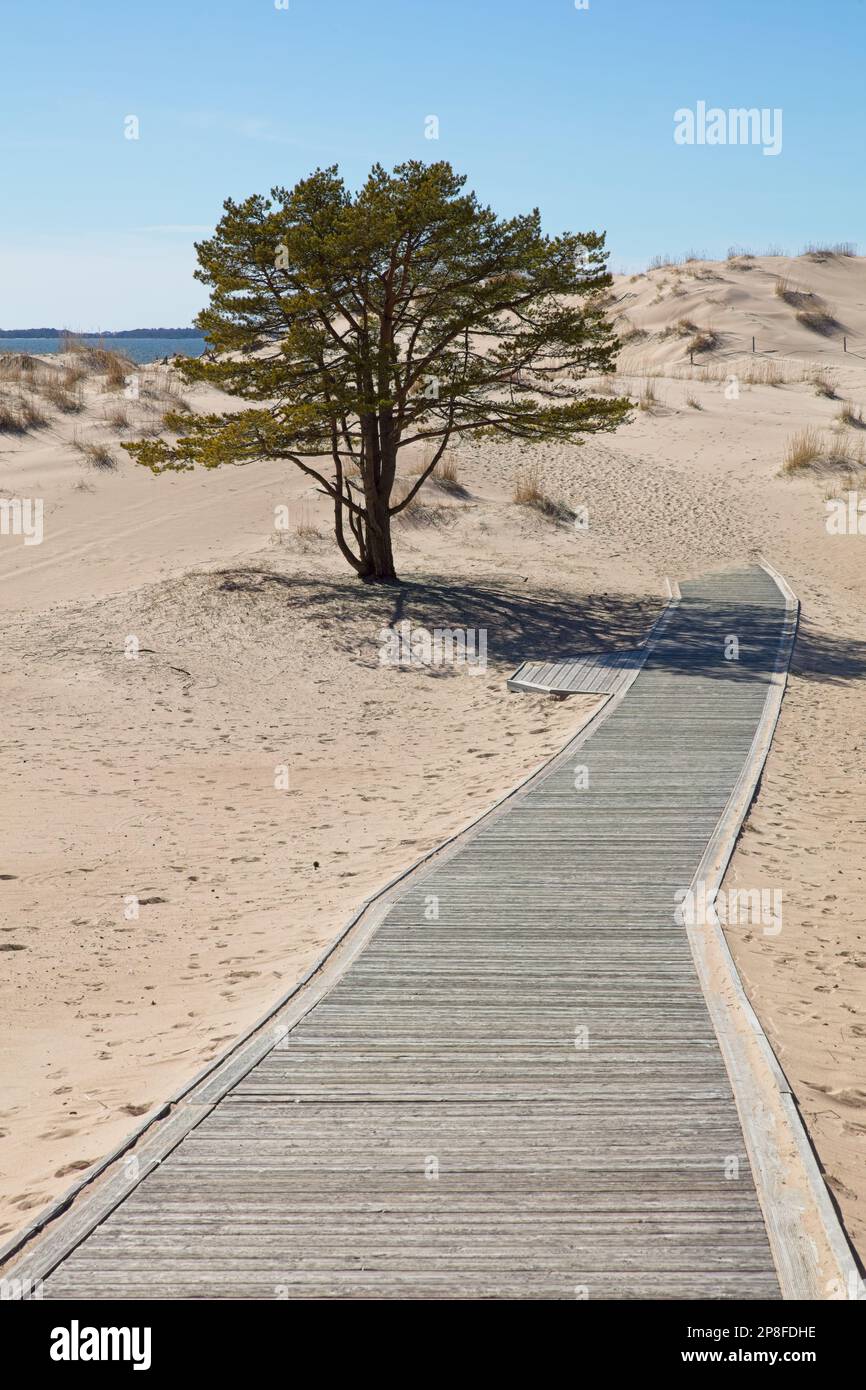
125, 161, 630, 582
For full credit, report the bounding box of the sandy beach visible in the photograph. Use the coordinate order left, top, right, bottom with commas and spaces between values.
2, 251, 865, 1264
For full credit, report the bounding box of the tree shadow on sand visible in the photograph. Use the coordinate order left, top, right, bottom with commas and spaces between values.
212, 568, 659, 667
211, 567, 866, 687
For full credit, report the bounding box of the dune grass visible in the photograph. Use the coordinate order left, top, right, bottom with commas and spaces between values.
73, 435, 118, 470
801, 242, 857, 260
811, 369, 838, 399
782, 427, 823, 473
687, 328, 718, 355
512, 463, 573, 522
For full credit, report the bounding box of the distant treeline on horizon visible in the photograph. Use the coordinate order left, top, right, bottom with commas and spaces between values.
0, 328, 202, 338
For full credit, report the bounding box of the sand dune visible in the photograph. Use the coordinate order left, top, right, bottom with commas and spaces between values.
1, 257, 865, 1259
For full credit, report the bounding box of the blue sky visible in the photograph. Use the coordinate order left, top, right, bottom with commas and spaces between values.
1, 0, 863, 329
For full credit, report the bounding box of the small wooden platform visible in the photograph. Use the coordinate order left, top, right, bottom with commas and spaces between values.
507, 648, 641, 696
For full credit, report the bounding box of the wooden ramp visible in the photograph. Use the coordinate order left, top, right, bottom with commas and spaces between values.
5, 563, 857, 1300
507, 648, 642, 696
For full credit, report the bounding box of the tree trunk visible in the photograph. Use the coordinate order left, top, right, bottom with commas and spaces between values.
360, 487, 398, 582
363, 510, 397, 581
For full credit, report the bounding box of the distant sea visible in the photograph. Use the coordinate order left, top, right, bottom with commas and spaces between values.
0, 335, 207, 364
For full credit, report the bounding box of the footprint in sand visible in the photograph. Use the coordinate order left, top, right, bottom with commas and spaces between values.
54, 1159, 94, 1178
809, 1085, 866, 1108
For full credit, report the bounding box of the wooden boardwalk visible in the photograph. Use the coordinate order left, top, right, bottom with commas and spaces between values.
6, 563, 849, 1299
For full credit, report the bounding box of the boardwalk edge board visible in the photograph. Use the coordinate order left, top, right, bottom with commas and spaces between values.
681, 556, 861, 1301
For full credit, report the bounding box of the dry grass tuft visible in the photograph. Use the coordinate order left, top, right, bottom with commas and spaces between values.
105, 404, 131, 430
782, 427, 823, 474
687, 328, 719, 355
775, 277, 812, 307
637, 380, 659, 411
73, 435, 118, 470
826, 434, 866, 469
291, 503, 322, 539
0, 392, 48, 432
659, 318, 697, 341
0, 398, 25, 432
837, 400, 865, 429
802, 242, 857, 261
617, 318, 648, 345
811, 369, 838, 399
775, 279, 840, 333
16, 395, 48, 429
513, 462, 546, 504
430, 453, 469, 497
42, 376, 84, 412
511, 462, 574, 522
796, 305, 840, 335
